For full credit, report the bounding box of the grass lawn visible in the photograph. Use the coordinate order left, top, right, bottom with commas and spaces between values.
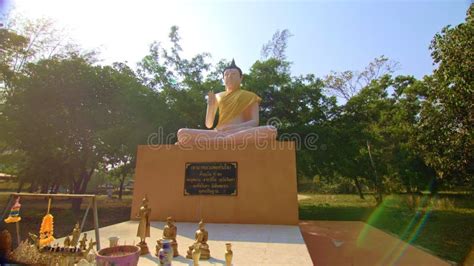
299, 193, 474, 264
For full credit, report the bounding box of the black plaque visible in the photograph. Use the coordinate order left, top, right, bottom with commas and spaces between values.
184, 162, 238, 196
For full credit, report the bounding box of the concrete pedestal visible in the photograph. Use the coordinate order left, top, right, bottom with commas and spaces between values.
131, 141, 298, 225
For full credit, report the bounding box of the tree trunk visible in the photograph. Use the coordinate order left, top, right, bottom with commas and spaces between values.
28, 181, 37, 193
367, 140, 383, 205
353, 177, 365, 199
429, 177, 439, 195
52, 182, 60, 194
409, 192, 418, 210
16, 181, 24, 193
40, 182, 49, 194
71, 177, 82, 212
118, 174, 126, 200
71, 167, 96, 212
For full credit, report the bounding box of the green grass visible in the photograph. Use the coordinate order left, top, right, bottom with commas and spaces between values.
299, 193, 474, 264
0, 181, 20, 191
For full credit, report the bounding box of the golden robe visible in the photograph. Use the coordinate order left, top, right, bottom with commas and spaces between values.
137, 206, 151, 238
217, 89, 261, 128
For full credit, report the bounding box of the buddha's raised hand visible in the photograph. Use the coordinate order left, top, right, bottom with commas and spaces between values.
207, 91, 217, 106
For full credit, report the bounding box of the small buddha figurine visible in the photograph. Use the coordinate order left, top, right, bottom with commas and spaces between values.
64, 236, 71, 247
87, 238, 97, 253
136, 195, 151, 255
79, 233, 88, 250
186, 219, 210, 260
177, 59, 277, 145
156, 216, 179, 257
70, 222, 81, 247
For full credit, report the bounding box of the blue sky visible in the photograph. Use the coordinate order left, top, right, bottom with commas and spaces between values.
2, 0, 471, 79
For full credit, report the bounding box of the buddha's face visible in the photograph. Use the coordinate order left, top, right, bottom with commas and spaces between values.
223, 68, 242, 90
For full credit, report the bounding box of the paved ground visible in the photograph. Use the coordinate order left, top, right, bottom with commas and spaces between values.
299, 220, 451, 266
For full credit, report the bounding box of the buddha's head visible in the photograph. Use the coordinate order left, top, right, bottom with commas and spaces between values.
142, 195, 149, 206
223, 59, 242, 90
198, 219, 205, 229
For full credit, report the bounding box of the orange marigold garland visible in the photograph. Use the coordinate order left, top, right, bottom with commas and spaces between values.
39, 198, 55, 247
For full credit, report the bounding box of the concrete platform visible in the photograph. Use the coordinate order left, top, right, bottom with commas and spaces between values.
58, 220, 313, 265
56, 220, 451, 265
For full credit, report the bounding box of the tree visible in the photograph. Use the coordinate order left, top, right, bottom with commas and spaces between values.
261, 29, 293, 62
0, 29, 28, 89
388, 76, 436, 193
324, 55, 399, 101
0, 29, 29, 187
137, 26, 219, 142
99, 62, 163, 199
335, 75, 394, 203
1, 56, 158, 209
417, 4, 474, 188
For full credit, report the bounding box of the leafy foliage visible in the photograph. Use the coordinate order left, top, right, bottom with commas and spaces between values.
416, 5, 474, 186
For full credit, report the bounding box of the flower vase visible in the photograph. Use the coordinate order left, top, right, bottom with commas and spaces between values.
158, 239, 173, 266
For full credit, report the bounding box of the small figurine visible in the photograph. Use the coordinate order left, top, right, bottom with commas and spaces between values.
87, 238, 96, 251
156, 216, 179, 257
70, 222, 81, 247
136, 195, 151, 255
225, 243, 233, 266
186, 219, 210, 260
79, 233, 88, 250
64, 236, 71, 247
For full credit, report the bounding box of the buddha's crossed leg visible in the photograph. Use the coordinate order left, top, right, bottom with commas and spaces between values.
177, 126, 277, 145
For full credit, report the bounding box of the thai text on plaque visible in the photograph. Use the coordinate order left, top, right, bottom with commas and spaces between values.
184, 162, 238, 196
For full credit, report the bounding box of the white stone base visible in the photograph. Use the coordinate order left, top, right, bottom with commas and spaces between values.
57, 220, 312, 265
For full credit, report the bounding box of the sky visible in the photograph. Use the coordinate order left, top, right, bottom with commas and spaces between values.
0, 0, 471, 79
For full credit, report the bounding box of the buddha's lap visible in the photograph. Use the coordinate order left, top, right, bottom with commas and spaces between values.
179, 125, 275, 136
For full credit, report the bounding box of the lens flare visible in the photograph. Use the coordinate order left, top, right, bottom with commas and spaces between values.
356, 193, 435, 265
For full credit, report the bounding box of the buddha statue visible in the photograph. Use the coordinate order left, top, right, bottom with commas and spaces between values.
186, 219, 210, 260
156, 216, 179, 257
136, 195, 151, 255
177, 59, 277, 145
